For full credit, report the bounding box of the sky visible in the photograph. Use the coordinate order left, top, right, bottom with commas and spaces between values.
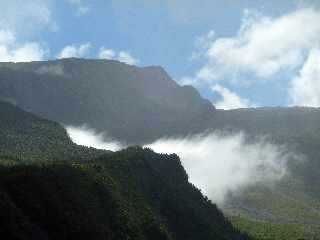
1, 0, 320, 109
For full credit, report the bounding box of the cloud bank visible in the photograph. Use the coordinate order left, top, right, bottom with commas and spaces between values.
147, 133, 290, 204
66, 126, 291, 205
66, 125, 123, 152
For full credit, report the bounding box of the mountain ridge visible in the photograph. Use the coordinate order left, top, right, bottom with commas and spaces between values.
2, 59, 320, 239
0, 58, 215, 144
0, 100, 249, 240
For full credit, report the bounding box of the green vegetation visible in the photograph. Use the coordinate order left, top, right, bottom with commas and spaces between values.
224, 178, 320, 240
230, 216, 320, 240
225, 181, 320, 223
2, 59, 320, 238
0, 102, 248, 240
0, 101, 104, 162
0, 152, 249, 240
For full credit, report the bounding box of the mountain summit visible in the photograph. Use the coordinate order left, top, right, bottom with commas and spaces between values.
0, 58, 214, 144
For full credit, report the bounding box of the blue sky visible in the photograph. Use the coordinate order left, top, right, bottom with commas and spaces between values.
1, 0, 320, 109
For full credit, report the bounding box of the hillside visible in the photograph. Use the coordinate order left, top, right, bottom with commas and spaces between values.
0, 59, 214, 144
212, 107, 320, 139
0, 102, 248, 240
1, 59, 320, 238
0, 101, 104, 162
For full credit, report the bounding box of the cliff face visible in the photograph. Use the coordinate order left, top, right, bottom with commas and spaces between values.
0, 58, 215, 144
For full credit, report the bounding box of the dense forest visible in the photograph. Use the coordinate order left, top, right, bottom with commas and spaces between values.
0, 101, 249, 240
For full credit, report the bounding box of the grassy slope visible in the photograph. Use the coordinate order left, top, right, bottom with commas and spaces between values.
224, 178, 320, 239
230, 216, 320, 240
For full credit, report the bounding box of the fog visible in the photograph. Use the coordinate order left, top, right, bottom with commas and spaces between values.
146, 133, 291, 205
66, 126, 292, 205
66, 125, 123, 152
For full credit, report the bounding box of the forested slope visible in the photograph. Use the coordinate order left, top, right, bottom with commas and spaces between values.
0, 102, 248, 240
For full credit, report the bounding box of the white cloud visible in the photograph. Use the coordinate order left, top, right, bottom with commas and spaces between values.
67, 0, 90, 16
99, 47, 140, 65
211, 84, 256, 109
192, 8, 320, 84
147, 132, 291, 205
58, 43, 91, 59
0, 1, 54, 62
66, 125, 292, 205
98, 47, 116, 60
289, 49, 320, 107
66, 125, 123, 152
118, 51, 140, 65
0, 30, 46, 62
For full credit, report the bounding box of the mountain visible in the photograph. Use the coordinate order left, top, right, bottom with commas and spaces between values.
2, 58, 320, 238
212, 107, 320, 139
1, 59, 320, 144
1, 58, 320, 189
0, 58, 214, 144
0, 101, 248, 240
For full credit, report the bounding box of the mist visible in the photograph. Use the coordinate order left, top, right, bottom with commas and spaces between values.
66, 125, 123, 151
146, 133, 291, 205
66, 126, 292, 205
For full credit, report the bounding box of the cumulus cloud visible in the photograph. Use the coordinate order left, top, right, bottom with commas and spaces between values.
67, 0, 90, 16
211, 84, 256, 109
99, 48, 116, 60
177, 7, 320, 108
204, 8, 320, 80
289, 49, 320, 107
99, 47, 140, 65
186, 8, 320, 86
147, 133, 291, 205
118, 51, 140, 65
66, 125, 291, 205
0, 30, 46, 62
0, 1, 52, 62
58, 43, 91, 59
66, 125, 123, 152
